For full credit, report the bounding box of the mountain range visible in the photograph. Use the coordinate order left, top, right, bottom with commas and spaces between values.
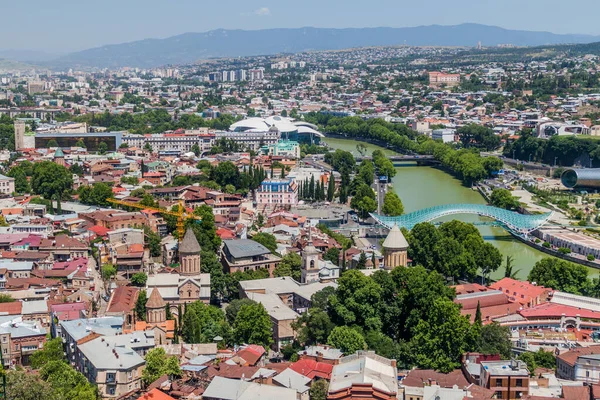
6, 23, 600, 69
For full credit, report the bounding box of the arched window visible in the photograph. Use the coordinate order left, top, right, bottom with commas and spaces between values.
310, 260, 315, 269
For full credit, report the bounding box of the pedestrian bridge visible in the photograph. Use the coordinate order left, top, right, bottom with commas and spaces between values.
370, 204, 553, 234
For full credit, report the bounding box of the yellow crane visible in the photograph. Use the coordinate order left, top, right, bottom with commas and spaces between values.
107, 198, 201, 241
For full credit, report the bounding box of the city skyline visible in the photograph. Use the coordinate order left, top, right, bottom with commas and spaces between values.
2, 0, 600, 53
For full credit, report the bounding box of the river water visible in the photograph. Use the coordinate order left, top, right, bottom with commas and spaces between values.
324, 136, 579, 280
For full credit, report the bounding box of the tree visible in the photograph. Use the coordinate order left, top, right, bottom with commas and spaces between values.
135, 290, 147, 321
328, 270, 382, 331
323, 247, 340, 265
142, 347, 182, 385
233, 302, 273, 347
350, 183, 377, 219
273, 252, 302, 281
327, 176, 335, 202
47, 139, 58, 148
490, 188, 520, 210
528, 258, 589, 294
0, 293, 14, 303
250, 232, 278, 254
309, 379, 329, 400
212, 161, 239, 188
191, 143, 201, 156
30, 338, 65, 369
143, 225, 161, 257
478, 323, 512, 359
327, 326, 366, 355
98, 141, 108, 155
356, 252, 367, 269
39, 360, 97, 400
411, 298, 472, 372
293, 308, 334, 346
6, 370, 54, 400
130, 272, 147, 287
382, 191, 404, 216
7, 166, 30, 193
31, 161, 73, 200
504, 255, 520, 279
180, 301, 231, 344
101, 263, 116, 280
78, 183, 114, 207
225, 298, 256, 325
75, 139, 86, 148
457, 124, 500, 151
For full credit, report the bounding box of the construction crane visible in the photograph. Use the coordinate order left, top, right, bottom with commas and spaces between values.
107, 198, 201, 241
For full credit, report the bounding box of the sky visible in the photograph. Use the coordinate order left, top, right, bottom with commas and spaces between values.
2, 0, 600, 54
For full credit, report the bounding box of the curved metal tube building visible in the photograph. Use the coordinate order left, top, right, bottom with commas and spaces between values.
561, 169, 600, 189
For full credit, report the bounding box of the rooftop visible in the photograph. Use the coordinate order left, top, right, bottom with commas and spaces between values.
223, 239, 272, 259
329, 351, 397, 395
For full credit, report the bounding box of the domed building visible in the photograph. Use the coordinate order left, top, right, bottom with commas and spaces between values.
382, 224, 409, 269
229, 116, 324, 144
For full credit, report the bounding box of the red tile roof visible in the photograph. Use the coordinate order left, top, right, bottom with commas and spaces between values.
107, 286, 140, 314
0, 302, 23, 315
557, 345, 600, 367
520, 302, 600, 321
489, 278, 549, 305
402, 369, 469, 389
290, 358, 333, 380
236, 345, 265, 366
137, 389, 176, 400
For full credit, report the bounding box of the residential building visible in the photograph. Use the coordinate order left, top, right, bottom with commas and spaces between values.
480, 360, 530, 400
327, 351, 398, 400
60, 317, 124, 367
77, 333, 150, 398
202, 376, 297, 400
557, 345, 600, 383
0, 316, 47, 367
221, 239, 282, 276
489, 278, 550, 308
0, 174, 15, 195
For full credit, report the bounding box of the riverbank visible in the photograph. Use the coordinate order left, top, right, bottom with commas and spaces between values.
324, 136, 599, 280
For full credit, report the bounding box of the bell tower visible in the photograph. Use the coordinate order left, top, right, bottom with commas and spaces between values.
301, 230, 320, 283
179, 228, 201, 276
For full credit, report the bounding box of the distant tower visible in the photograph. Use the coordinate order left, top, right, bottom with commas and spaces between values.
14, 120, 25, 150
179, 228, 201, 276
477, 41, 482, 50
301, 231, 320, 283
53, 147, 65, 167
382, 224, 409, 269
146, 288, 166, 324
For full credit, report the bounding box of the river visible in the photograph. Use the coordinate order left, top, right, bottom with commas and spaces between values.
324, 136, 583, 280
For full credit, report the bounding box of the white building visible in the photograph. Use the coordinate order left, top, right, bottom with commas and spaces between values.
0, 174, 14, 195
432, 129, 456, 143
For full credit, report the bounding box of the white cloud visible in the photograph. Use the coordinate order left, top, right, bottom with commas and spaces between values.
253, 7, 270, 16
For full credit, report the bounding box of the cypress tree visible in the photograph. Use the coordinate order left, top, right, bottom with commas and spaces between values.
319, 180, 326, 200
327, 176, 335, 201
309, 175, 315, 200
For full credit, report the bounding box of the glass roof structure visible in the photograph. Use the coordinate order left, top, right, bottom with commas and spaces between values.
370, 204, 552, 234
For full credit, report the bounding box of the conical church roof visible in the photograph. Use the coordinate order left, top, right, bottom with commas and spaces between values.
180, 228, 201, 254
54, 147, 64, 158
146, 287, 166, 309
382, 224, 409, 250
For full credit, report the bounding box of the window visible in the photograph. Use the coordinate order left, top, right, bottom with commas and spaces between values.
495, 378, 503, 387
516, 379, 523, 387
496, 391, 503, 398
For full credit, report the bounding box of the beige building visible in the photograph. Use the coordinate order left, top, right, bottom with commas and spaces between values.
382, 224, 408, 269
0, 174, 15, 195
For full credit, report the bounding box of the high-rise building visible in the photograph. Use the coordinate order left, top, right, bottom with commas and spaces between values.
236, 69, 247, 81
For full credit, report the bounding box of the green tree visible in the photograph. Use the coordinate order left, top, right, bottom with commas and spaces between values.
142, 347, 182, 385
327, 326, 366, 355
78, 183, 114, 207
30, 338, 65, 369
143, 225, 161, 257
356, 252, 367, 269
0, 293, 14, 303
411, 298, 472, 372
6, 370, 55, 400
323, 247, 340, 265
135, 290, 147, 321
130, 272, 147, 287
350, 183, 377, 219
250, 232, 278, 253
225, 298, 257, 325
528, 258, 590, 294
273, 252, 302, 281
327, 176, 336, 201
309, 379, 329, 400
7, 166, 30, 193
212, 161, 239, 188
490, 188, 520, 210
47, 139, 58, 148
101, 264, 116, 280
31, 161, 73, 200
478, 323, 512, 359
233, 302, 273, 347
382, 191, 404, 216
181, 301, 231, 344
191, 143, 201, 156
98, 142, 108, 155
39, 361, 97, 400
75, 139, 86, 148
293, 308, 335, 346
328, 270, 382, 331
